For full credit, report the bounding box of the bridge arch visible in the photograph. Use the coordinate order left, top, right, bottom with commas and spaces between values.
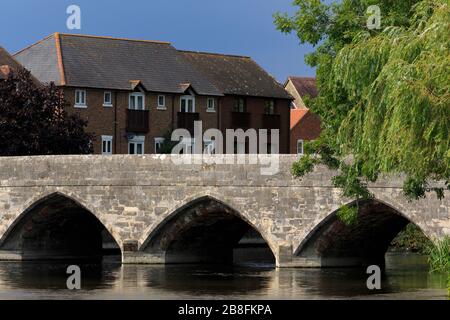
294, 198, 431, 268
0, 192, 122, 260
140, 195, 276, 265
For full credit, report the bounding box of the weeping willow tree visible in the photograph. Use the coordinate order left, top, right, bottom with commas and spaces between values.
275, 0, 449, 219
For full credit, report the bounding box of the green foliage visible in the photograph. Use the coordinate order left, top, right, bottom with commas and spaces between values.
426, 236, 450, 273
448, 274, 450, 297
0, 69, 93, 155
292, 154, 315, 177
158, 130, 178, 154
390, 223, 432, 253
336, 204, 358, 226
276, 0, 449, 200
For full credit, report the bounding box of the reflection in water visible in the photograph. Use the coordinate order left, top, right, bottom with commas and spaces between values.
0, 254, 447, 300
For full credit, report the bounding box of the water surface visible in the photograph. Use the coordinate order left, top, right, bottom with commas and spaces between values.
0, 253, 447, 300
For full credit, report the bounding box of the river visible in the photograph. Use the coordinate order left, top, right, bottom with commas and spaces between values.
0, 253, 447, 300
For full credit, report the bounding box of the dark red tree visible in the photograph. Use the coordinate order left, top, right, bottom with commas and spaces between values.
0, 69, 93, 156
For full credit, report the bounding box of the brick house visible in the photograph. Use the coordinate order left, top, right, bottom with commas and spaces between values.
181, 51, 292, 153
15, 33, 292, 155
284, 76, 322, 155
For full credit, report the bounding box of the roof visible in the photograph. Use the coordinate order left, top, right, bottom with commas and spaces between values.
290, 108, 310, 130
14, 33, 223, 96
179, 50, 292, 99
286, 76, 317, 98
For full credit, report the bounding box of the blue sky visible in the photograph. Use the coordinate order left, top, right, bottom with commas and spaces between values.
0, 0, 316, 82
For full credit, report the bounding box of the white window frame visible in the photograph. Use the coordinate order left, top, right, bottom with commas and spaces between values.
157, 95, 166, 110
297, 139, 304, 156
103, 91, 113, 107
128, 135, 145, 155
206, 98, 216, 113
154, 137, 165, 154
180, 95, 196, 113
129, 92, 145, 110
234, 141, 246, 154
204, 139, 216, 155
101, 135, 113, 155
75, 89, 87, 108
179, 137, 196, 154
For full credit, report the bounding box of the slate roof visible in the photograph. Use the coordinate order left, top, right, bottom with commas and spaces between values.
287, 76, 317, 98
180, 51, 292, 99
15, 33, 291, 99
15, 33, 222, 96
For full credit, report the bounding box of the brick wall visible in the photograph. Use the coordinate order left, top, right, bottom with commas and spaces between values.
63, 87, 222, 154
63, 87, 290, 154
220, 96, 291, 154
290, 112, 322, 154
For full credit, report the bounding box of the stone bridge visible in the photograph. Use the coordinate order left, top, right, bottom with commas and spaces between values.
0, 155, 448, 268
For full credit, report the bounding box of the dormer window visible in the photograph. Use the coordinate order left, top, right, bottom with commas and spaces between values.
180, 95, 195, 113
129, 92, 145, 110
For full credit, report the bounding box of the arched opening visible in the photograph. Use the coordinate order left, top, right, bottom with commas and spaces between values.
296, 199, 430, 268
142, 197, 275, 266
0, 193, 121, 261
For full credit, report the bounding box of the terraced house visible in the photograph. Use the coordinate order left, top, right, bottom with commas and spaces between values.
15, 33, 292, 155
284, 76, 322, 155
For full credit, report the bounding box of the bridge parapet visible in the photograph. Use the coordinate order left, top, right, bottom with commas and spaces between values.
0, 155, 448, 267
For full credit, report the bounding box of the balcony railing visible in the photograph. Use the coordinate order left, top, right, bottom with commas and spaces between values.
126, 109, 149, 133
231, 112, 251, 129
177, 112, 200, 135
262, 114, 281, 130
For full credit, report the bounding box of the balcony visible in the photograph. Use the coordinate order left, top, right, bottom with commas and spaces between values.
177, 112, 200, 135
126, 109, 149, 133
262, 114, 281, 130
231, 112, 251, 129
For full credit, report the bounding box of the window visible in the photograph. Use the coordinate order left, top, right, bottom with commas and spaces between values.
128, 135, 145, 155
206, 98, 216, 112
101, 135, 113, 155
75, 90, 87, 108
265, 100, 276, 114
234, 141, 246, 154
155, 137, 165, 154
129, 93, 145, 110
103, 92, 113, 107
266, 143, 279, 154
234, 98, 246, 113
177, 138, 195, 154
297, 139, 304, 156
204, 140, 216, 154
180, 95, 195, 113
157, 95, 166, 109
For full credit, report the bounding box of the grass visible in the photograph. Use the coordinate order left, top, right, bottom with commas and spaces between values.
426, 236, 450, 274
425, 236, 449, 296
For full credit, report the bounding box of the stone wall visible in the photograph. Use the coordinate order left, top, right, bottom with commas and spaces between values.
0, 155, 448, 266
